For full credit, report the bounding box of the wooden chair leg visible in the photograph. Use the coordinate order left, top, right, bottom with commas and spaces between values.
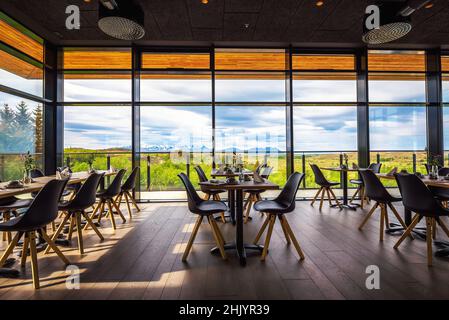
283, 216, 305, 260
0, 232, 22, 266
311, 188, 323, 206
210, 217, 225, 247
21, 234, 29, 267
82, 211, 104, 240
360, 186, 365, 209
182, 215, 203, 262
279, 215, 291, 245
204, 194, 211, 201
350, 187, 360, 203
244, 194, 254, 224
123, 192, 133, 219
379, 204, 385, 241
328, 188, 342, 209
28, 231, 40, 289
326, 189, 333, 207
436, 217, 449, 238
75, 213, 84, 254
89, 200, 102, 223
39, 229, 69, 265
388, 203, 414, 240
111, 199, 126, 223
426, 217, 433, 267
126, 191, 140, 212
432, 218, 437, 240
261, 215, 276, 261
359, 202, 378, 230
45, 213, 71, 254
67, 216, 75, 241
394, 214, 421, 249
384, 204, 390, 230
106, 200, 117, 230
253, 215, 271, 244
319, 188, 325, 211
208, 216, 226, 260
97, 200, 106, 224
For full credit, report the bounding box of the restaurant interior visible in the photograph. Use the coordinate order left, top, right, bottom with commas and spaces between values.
1, 0, 449, 302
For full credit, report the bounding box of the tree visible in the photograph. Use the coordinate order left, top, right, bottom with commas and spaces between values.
34, 105, 43, 155
0, 103, 16, 152
15, 101, 32, 129
14, 101, 34, 153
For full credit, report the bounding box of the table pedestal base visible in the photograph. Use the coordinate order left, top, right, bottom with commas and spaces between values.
211, 243, 264, 266
330, 204, 357, 211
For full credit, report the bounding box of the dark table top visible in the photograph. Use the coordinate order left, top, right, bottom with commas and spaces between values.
200, 179, 279, 191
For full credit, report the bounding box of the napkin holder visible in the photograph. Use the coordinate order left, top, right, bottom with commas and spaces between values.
253, 171, 265, 184
386, 167, 398, 176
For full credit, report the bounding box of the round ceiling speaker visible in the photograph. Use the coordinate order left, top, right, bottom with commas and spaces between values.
363, 2, 412, 45
98, 0, 145, 40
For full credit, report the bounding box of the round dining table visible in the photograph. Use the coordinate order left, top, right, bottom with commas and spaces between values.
200, 179, 279, 266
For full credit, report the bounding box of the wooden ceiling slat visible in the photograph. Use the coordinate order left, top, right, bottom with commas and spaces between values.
368, 52, 426, 72
142, 53, 210, 69
63, 50, 132, 69
215, 51, 286, 70
0, 50, 42, 79
441, 56, 449, 72
293, 54, 355, 70
0, 19, 43, 62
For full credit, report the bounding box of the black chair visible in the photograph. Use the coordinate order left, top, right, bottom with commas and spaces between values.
0, 180, 33, 243
46, 173, 104, 255
86, 169, 127, 230
243, 165, 273, 223
310, 164, 341, 210
116, 167, 140, 219
0, 179, 70, 289
350, 163, 382, 209
178, 173, 227, 262
429, 167, 449, 204
253, 172, 306, 261
194, 165, 226, 223
30, 169, 73, 198
358, 170, 408, 241
394, 173, 449, 266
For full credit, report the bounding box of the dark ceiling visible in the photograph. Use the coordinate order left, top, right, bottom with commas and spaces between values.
1, 0, 449, 48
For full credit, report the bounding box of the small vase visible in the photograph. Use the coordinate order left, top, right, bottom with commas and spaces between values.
432, 165, 439, 177
23, 170, 32, 184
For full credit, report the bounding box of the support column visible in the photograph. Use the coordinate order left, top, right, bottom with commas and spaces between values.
356, 48, 370, 168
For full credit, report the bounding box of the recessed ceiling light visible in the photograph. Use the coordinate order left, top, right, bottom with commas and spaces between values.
316, 1, 324, 7
84, 0, 91, 2
201, 0, 209, 4
425, 2, 434, 9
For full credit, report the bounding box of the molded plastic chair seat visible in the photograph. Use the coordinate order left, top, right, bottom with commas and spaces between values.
0, 199, 32, 211
197, 200, 228, 215
254, 200, 290, 214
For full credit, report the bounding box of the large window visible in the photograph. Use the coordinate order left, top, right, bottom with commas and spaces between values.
293, 53, 358, 189
62, 49, 133, 179
442, 55, 449, 164
369, 50, 427, 177
0, 13, 44, 181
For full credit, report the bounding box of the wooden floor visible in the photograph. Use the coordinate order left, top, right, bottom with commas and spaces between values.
1, 201, 449, 300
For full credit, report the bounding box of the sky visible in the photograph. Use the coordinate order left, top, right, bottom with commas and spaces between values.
1, 66, 447, 153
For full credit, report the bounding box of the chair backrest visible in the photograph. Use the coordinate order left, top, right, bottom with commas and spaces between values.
69, 173, 104, 209
275, 172, 305, 212
260, 166, 273, 179
395, 173, 441, 216
178, 173, 203, 213
194, 165, 209, 183
14, 179, 68, 229
121, 167, 139, 191
105, 169, 126, 196
368, 162, 382, 174
30, 168, 44, 178
310, 164, 329, 186
438, 167, 449, 176
359, 169, 391, 201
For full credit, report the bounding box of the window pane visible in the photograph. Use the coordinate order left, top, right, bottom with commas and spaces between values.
292, 54, 355, 70
293, 106, 357, 151
215, 72, 285, 102
63, 49, 132, 69
368, 74, 426, 102
0, 49, 43, 97
0, 92, 44, 180
142, 52, 210, 69
140, 106, 212, 191
443, 74, 449, 102
368, 50, 425, 72
370, 106, 426, 151
215, 106, 286, 185
215, 49, 286, 70
63, 73, 132, 102
64, 106, 131, 150
140, 72, 211, 102
293, 73, 357, 102
0, 13, 43, 62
